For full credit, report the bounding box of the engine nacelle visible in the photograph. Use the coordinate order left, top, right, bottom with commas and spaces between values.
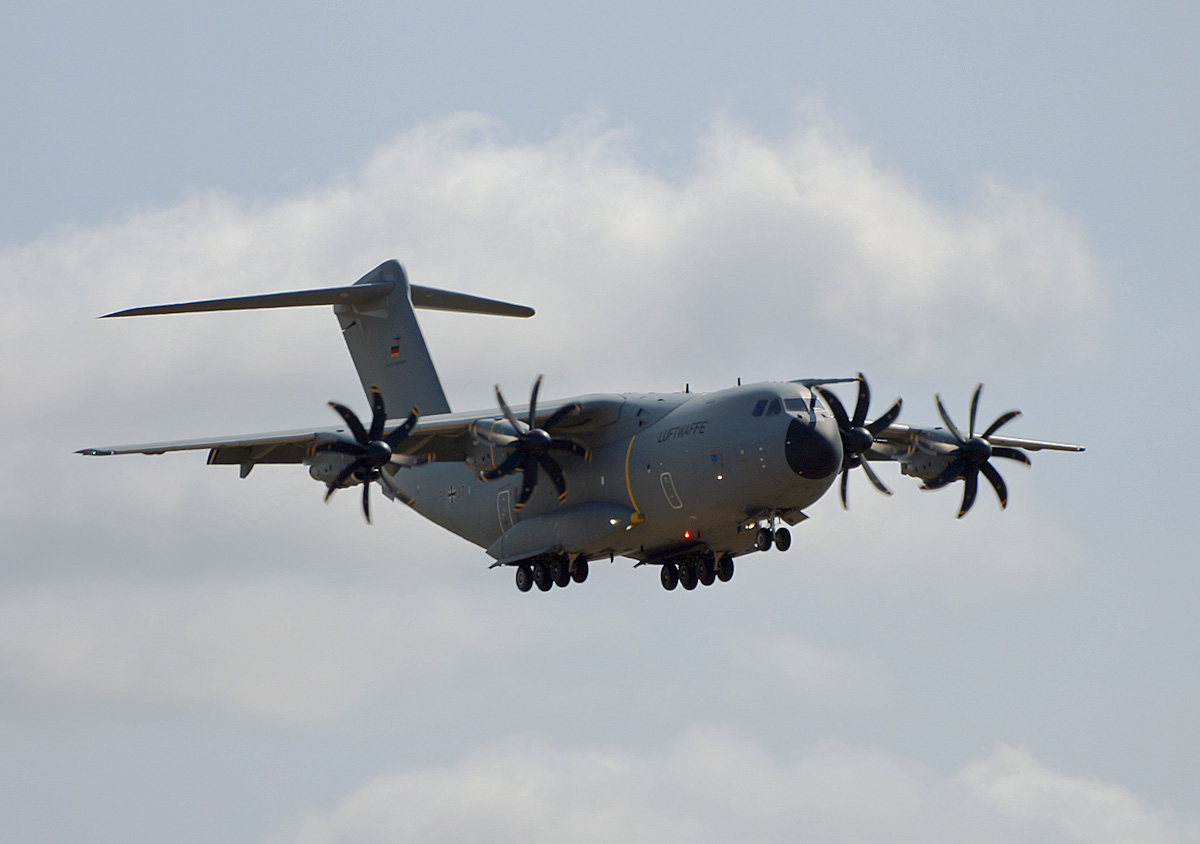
305, 437, 364, 487
465, 419, 520, 472
892, 428, 962, 484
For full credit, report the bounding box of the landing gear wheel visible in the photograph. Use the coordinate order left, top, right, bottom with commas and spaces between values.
660, 562, 679, 590
679, 560, 699, 590
716, 554, 735, 582
551, 556, 571, 588
571, 559, 589, 583
755, 527, 774, 552
773, 527, 791, 552
697, 554, 716, 586
533, 561, 552, 592
515, 564, 533, 592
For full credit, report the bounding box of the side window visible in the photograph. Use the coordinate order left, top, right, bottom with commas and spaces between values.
752, 399, 767, 417
767, 398, 782, 416
784, 398, 808, 413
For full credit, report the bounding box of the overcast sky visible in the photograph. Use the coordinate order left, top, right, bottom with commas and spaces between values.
2, 3, 1198, 842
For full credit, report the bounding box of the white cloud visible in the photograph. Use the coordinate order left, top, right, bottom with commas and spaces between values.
271, 732, 1197, 844
1, 108, 1104, 408
0, 108, 1099, 585
960, 745, 1200, 844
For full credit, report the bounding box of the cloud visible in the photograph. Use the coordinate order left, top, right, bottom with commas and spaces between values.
1, 108, 1104, 408
1, 108, 1099, 571
271, 732, 1196, 844
960, 746, 1200, 844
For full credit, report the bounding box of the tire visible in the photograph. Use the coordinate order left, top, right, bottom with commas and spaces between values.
571, 559, 589, 583
552, 556, 571, 588
773, 527, 791, 552
697, 554, 716, 586
716, 554, 735, 582
515, 564, 533, 592
755, 527, 773, 552
679, 560, 698, 591
660, 562, 678, 590
533, 561, 552, 591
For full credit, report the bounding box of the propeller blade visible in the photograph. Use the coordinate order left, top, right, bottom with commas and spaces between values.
969, 384, 983, 438
538, 453, 568, 502
328, 401, 369, 445
473, 423, 520, 447
859, 458, 893, 496
368, 386, 387, 441
839, 465, 850, 509
865, 398, 903, 436
543, 402, 582, 430
935, 394, 966, 444
980, 460, 1008, 509
924, 457, 965, 490
362, 478, 372, 523
383, 407, 420, 448
815, 387, 852, 430
851, 372, 870, 428
982, 409, 1022, 439
389, 453, 430, 467
314, 440, 365, 457
516, 459, 539, 508
480, 449, 524, 481
495, 384, 525, 434
549, 438, 590, 461
990, 446, 1031, 466
527, 375, 543, 430
325, 457, 368, 501
957, 467, 979, 518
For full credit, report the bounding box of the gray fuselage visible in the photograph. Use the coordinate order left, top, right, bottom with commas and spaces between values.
390, 381, 842, 564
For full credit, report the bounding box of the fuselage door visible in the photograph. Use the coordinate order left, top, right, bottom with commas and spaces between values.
660, 472, 684, 510
497, 489, 515, 533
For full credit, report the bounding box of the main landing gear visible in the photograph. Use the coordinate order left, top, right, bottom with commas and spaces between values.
514, 554, 588, 593
659, 550, 735, 591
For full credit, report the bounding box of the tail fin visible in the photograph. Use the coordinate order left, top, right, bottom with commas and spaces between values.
336, 260, 453, 415
101, 259, 535, 417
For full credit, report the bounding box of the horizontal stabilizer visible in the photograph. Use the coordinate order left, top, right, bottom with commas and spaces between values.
102, 279, 534, 319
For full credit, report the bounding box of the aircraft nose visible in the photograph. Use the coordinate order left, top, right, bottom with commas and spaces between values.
784, 415, 841, 479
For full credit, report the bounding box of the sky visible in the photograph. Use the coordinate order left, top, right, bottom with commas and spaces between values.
2, 2, 1198, 842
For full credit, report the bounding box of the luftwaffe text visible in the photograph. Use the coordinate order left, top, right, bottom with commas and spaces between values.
657, 420, 708, 443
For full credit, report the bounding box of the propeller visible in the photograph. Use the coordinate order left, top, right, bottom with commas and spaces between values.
815, 373, 903, 508
473, 375, 589, 509
923, 383, 1031, 518
316, 385, 421, 523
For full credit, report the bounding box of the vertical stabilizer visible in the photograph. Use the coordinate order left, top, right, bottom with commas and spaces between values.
336, 261, 452, 416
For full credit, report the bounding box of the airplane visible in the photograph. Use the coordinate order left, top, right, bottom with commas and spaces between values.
79, 260, 1084, 593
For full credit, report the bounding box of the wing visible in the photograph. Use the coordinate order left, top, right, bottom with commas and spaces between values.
870, 423, 1085, 454
77, 396, 624, 474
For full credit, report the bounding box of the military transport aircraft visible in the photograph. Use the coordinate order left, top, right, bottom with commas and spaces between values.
79, 260, 1084, 593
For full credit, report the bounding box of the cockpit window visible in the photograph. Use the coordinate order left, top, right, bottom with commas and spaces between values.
751, 399, 767, 417
784, 398, 808, 413
767, 398, 782, 416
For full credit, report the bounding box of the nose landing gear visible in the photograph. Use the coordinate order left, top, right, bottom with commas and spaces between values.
755, 522, 792, 553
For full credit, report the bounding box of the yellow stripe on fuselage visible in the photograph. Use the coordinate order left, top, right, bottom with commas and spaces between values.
624, 435, 644, 523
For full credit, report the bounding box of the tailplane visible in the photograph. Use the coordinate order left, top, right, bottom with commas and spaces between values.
101, 259, 535, 416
